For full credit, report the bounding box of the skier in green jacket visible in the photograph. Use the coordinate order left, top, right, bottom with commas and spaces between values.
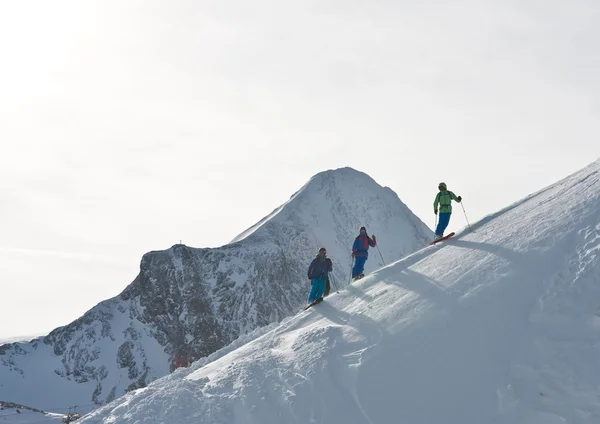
433, 182, 462, 240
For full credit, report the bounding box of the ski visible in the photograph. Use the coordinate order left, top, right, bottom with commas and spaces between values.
303, 298, 324, 310
429, 232, 455, 245
351, 274, 365, 283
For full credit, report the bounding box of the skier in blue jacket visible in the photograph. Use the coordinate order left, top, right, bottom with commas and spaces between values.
352, 226, 376, 280
307, 247, 333, 305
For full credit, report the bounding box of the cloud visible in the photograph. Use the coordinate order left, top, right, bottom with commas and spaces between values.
0, 334, 42, 346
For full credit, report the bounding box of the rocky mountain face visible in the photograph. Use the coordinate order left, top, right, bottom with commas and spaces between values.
0, 167, 432, 410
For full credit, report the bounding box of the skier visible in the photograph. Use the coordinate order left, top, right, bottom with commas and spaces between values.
433, 182, 462, 240
307, 247, 333, 305
351, 226, 376, 280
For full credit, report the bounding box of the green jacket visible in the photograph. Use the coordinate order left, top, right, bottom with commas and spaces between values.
434, 190, 459, 214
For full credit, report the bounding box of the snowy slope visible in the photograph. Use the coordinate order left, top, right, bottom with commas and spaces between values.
0, 402, 65, 424
80, 159, 600, 424
0, 167, 432, 412
0, 303, 170, 413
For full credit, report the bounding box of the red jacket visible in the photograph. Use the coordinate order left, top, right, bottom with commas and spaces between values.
352, 234, 376, 258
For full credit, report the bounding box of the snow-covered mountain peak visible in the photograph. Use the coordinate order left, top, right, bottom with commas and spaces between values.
231, 166, 426, 261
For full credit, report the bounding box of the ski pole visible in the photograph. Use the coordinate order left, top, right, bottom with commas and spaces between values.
376, 244, 386, 266
367, 232, 385, 266
461, 201, 472, 232
349, 255, 354, 284
433, 214, 438, 242
329, 272, 339, 293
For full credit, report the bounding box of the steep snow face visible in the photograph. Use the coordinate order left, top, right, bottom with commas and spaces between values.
79, 159, 600, 424
0, 167, 432, 411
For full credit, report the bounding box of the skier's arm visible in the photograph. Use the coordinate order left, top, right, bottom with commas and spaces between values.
327, 258, 332, 272
433, 193, 440, 212
352, 238, 358, 255
369, 236, 376, 247
449, 191, 462, 202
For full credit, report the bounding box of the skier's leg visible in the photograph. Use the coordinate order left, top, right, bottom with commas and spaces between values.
323, 279, 331, 297
314, 278, 327, 299
355, 256, 367, 276
436, 213, 451, 236
352, 259, 361, 277
307, 280, 319, 303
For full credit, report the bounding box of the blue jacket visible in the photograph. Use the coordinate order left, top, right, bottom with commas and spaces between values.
352, 234, 376, 258
308, 256, 332, 280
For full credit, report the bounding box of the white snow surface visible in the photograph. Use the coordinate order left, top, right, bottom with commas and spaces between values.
80, 159, 600, 424
0, 402, 66, 424
0, 410, 65, 424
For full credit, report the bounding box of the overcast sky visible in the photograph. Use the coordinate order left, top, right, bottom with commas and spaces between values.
1, 0, 598, 340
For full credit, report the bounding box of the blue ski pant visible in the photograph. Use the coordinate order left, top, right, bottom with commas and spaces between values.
308, 278, 327, 303
436, 212, 451, 236
352, 256, 367, 278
